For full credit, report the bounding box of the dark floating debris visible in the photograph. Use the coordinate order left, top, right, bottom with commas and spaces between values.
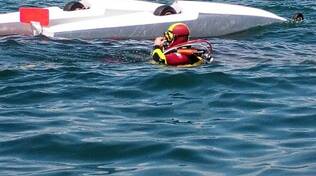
292, 13, 304, 22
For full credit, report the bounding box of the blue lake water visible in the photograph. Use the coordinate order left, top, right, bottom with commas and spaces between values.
1, 0, 316, 175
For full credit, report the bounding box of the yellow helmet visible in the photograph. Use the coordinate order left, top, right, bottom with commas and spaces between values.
164, 23, 190, 43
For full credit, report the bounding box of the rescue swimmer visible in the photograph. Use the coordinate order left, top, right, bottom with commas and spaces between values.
152, 23, 213, 67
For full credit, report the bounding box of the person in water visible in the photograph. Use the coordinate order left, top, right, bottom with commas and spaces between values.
152, 23, 202, 66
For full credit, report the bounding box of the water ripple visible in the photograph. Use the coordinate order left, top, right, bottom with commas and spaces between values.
0, 0, 316, 175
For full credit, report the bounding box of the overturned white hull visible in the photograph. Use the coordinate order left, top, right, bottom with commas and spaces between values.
0, 0, 286, 39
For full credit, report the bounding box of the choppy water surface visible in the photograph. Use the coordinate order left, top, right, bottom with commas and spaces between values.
1, 0, 316, 175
